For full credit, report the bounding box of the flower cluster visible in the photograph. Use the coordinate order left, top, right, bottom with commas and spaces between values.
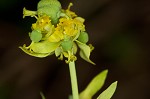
20, 0, 95, 64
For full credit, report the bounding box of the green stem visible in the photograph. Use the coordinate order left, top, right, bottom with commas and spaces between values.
69, 61, 79, 99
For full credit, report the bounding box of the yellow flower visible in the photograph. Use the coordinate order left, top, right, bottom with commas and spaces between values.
23, 7, 37, 18
64, 3, 77, 18
48, 17, 85, 42
20, 1, 95, 64
48, 29, 64, 42
32, 15, 52, 32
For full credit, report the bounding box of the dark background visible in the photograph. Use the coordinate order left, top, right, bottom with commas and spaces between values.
0, 0, 150, 99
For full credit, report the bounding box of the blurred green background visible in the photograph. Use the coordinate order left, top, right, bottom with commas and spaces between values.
0, 0, 150, 99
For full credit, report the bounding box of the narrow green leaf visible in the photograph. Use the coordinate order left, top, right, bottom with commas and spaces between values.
97, 81, 118, 99
80, 70, 108, 99
40, 92, 46, 99
76, 40, 95, 65
68, 95, 73, 99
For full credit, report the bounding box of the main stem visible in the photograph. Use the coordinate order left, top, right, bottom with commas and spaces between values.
69, 61, 79, 99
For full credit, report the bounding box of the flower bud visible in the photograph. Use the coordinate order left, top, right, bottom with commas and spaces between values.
77, 31, 89, 43
37, 0, 62, 24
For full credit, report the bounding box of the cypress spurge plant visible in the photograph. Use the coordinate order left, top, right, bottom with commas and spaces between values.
19, 0, 117, 99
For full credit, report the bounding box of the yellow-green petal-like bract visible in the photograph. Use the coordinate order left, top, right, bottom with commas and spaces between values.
76, 40, 95, 65
19, 45, 52, 58
30, 41, 61, 53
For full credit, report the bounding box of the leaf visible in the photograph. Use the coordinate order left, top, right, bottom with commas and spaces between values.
30, 41, 61, 53
40, 92, 46, 99
68, 95, 73, 99
80, 70, 108, 99
97, 81, 118, 99
76, 40, 95, 65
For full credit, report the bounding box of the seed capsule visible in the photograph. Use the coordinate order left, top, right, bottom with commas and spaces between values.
61, 40, 73, 51
30, 30, 42, 42
77, 31, 89, 43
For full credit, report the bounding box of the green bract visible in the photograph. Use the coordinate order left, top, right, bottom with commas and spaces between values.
19, 41, 61, 57
30, 41, 60, 53
76, 40, 95, 65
